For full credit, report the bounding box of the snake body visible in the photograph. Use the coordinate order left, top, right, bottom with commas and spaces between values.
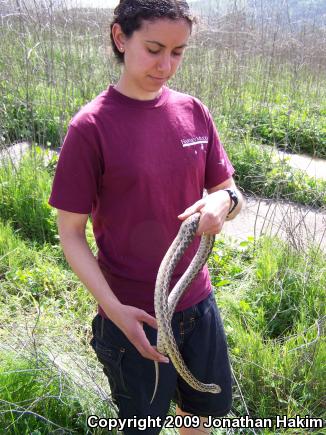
150, 212, 221, 404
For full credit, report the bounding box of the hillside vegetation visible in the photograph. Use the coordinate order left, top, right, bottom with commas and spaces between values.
190, 0, 326, 22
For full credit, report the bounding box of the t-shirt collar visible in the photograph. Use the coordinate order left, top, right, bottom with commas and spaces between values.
107, 84, 169, 109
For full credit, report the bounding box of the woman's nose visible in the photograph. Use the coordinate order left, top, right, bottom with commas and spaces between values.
157, 54, 172, 75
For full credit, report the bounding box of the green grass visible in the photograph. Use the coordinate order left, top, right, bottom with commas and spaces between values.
231, 104, 326, 158
0, 213, 325, 433
209, 236, 325, 421
0, 349, 115, 434
0, 147, 58, 245
0, 216, 98, 326
224, 136, 326, 207
0, 351, 84, 433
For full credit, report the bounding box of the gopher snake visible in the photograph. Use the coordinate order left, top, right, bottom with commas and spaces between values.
150, 212, 221, 404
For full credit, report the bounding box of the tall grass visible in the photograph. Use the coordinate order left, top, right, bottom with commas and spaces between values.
0, 351, 89, 433
0, 1, 325, 219
1, 0, 325, 155
0, 0, 325, 433
0, 346, 115, 434
209, 236, 325, 420
0, 147, 57, 244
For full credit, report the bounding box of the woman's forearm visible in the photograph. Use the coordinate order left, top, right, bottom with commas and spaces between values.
58, 231, 122, 319
58, 229, 167, 362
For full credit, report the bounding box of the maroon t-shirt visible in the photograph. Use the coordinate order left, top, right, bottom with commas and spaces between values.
49, 85, 234, 315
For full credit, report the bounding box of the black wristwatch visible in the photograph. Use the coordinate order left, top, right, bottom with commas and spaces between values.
224, 188, 239, 216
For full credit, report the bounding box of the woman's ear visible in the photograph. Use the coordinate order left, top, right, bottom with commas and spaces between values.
111, 23, 126, 52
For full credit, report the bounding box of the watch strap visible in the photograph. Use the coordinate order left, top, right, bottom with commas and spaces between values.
224, 188, 238, 216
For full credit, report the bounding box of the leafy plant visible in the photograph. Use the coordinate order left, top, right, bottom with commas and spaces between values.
0, 147, 57, 245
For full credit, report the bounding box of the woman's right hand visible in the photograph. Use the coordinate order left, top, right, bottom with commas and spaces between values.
109, 302, 170, 364
56, 210, 169, 363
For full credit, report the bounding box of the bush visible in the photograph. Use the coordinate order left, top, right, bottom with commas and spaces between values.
0, 147, 58, 245
231, 106, 326, 158
224, 137, 326, 207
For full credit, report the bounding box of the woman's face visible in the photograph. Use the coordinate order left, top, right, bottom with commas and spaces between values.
113, 18, 191, 99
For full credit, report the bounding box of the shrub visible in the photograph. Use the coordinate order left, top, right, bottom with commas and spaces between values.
0, 147, 58, 245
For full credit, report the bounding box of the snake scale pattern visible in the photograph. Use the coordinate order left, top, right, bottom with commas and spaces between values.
150, 212, 221, 404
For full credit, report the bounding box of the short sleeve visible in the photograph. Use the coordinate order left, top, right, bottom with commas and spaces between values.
204, 112, 235, 189
48, 123, 103, 214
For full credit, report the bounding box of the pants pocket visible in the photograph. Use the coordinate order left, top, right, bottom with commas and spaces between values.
90, 315, 130, 399
93, 340, 129, 398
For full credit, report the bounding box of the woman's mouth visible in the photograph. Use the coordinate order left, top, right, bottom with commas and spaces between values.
149, 76, 167, 83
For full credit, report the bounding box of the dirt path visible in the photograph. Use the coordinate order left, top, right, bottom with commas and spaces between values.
222, 146, 326, 250
0, 142, 30, 165
222, 195, 326, 251
261, 145, 326, 180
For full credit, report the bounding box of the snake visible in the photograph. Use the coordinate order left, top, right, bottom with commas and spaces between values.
150, 212, 221, 404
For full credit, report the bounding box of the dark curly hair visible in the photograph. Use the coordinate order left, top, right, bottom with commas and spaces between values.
110, 0, 196, 63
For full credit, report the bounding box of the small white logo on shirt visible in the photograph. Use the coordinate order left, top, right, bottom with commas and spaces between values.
181, 136, 208, 147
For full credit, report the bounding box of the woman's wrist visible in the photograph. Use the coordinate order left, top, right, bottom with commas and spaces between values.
101, 297, 124, 322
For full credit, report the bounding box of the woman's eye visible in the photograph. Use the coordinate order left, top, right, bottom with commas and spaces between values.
148, 49, 160, 54
147, 48, 183, 57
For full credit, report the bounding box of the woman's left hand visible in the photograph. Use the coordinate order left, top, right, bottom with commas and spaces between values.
177, 190, 231, 236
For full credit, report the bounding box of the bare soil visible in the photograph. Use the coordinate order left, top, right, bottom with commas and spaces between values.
222, 195, 326, 251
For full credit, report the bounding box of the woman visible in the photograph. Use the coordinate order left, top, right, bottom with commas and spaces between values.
49, 1, 243, 433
